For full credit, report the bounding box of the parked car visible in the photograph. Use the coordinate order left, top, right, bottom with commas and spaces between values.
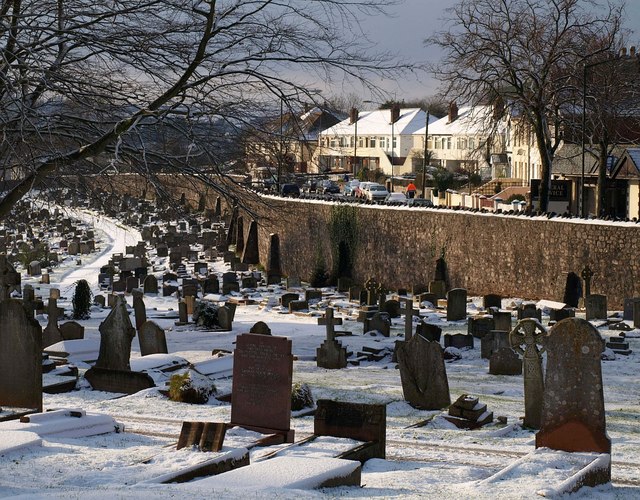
280, 183, 300, 197
406, 197, 434, 207
364, 183, 389, 202
355, 181, 373, 198
343, 179, 360, 196
384, 192, 408, 204
318, 180, 340, 194
301, 179, 318, 193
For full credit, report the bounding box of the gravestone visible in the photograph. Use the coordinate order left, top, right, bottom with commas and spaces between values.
517, 303, 541, 321
314, 399, 386, 460
446, 288, 467, 321
249, 321, 271, 335
510, 319, 547, 428
581, 266, 594, 298
202, 275, 220, 294
468, 316, 495, 339
549, 307, 575, 323
383, 299, 401, 318
493, 310, 512, 332
480, 330, 510, 360
266, 234, 282, 285
177, 300, 188, 325
623, 297, 640, 321
416, 322, 442, 342
95, 296, 136, 371
489, 347, 522, 375
0, 299, 42, 412
288, 300, 308, 313
143, 274, 158, 294
316, 308, 347, 369
138, 320, 168, 356
132, 289, 147, 331
434, 256, 447, 282
234, 216, 244, 255
59, 321, 85, 341
42, 296, 63, 348
402, 298, 418, 342
21, 284, 36, 319
483, 294, 502, 310
418, 292, 438, 307
241, 220, 260, 265
125, 276, 139, 293
585, 294, 607, 321
366, 312, 390, 337
563, 272, 582, 308
536, 318, 610, 460
0, 255, 20, 300
364, 277, 381, 306
305, 289, 323, 302
280, 293, 300, 309
443, 333, 474, 350
231, 334, 294, 441
286, 276, 302, 289
429, 280, 446, 300
217, 305, 233, 331
396, 334, 450, 410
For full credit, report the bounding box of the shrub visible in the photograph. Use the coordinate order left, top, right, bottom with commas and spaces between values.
72, 279, 92, 319
309, 251, 329, 288
192, 300, 219, 328
168, 371, 216, 404
291, 382, 314, 411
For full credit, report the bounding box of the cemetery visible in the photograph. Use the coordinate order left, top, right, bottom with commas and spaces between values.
1, 195, 640, 499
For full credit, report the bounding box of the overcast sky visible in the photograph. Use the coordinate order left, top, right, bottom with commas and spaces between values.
354, 0, 640, 102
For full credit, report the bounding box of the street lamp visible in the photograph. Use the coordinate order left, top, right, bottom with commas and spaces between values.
422, 109, 430, 198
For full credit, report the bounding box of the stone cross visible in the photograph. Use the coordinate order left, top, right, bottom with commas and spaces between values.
22, 284, 36, 319
581, 265, 594, 298
0, 255, 20, 301
322, 307, 340, 342
403, 298, 419, 342
42, 295, 63, 348
510, 319, 547, 429
364, 277, 381, 306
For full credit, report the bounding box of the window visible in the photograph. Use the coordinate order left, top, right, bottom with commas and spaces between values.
358, 137, 363, 148
468, 137, 475, 149
370, 137, 376, 147
446, 137, 451, 149
392, 136, 397, 149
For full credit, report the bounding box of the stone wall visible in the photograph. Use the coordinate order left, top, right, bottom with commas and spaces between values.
250, 198, 640, 308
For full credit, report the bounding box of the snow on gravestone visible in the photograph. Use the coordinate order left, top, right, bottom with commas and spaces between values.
536, 318, 611, 454
230, 334, 294, 442
0, 299, 42, 412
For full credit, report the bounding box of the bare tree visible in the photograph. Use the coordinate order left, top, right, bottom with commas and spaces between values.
428, 0, 622, 212
0, 0, 411, 219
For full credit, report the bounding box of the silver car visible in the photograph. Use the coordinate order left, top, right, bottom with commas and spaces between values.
365, 183, 389, 201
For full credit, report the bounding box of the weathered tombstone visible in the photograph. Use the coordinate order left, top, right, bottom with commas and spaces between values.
94, 294, 106, 308
143, 274, 158, 294
42, 296, 63, 348
443, 333, 474, 350
132, 289, 147, 331
231, 334, 294, 441
383, 299, 401, 318
468, 316, 495, 339
249, 321, 271, 335
489, 347, 522, 375
563, 272, 582, 308
217, 305, 233, 331
517, 303, 541, 321
549, 307, 575, 323
429, 280, 446, 300
177, 300, 188, 325
0, 255, 21, 301
266, 234, 282, 285
493, 310, 512, 332
94, 296, 136, 371
581, 266, 594, 299
585, 294, 607, 321
59, 321, 85, 341
234, 216, 244, 255
305, 289, 323, 302
364, 277, 381, 306
286, 276, 302, 289
0, 300, 42, 412
27, 261, 42, 276
480, 330, 510, 360
483, 294, 502, 310
241, 220, 259, 265
21, 284, 36, 318
417, 292, 438, 307
536, 318, 610, 459
202, 275, 220, 294
314, 399, 386, 460
316, 308, 347, 369
402, 298, 418, 342
396, 334, 450, 410
125, 276, 139, 293
416, 322, 442, 342
138, 320, 168, 356
288, 300, 308, 313
241, 275, 258, 289
366, 312, 390, 337
446, 288, 467, 321
510, 319, 547, 429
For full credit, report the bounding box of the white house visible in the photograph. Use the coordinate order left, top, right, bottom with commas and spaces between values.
314, 105, 437, 176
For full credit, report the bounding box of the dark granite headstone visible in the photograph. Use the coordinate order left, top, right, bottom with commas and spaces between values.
0, 300, 42, 411
138, 320, 168, 356
84, 367, 155, 395
366, 312, 390, 337
492, 310, 512, 332
468, 316, 495, 339
143, 274, 158, 294
446, 288, 467, 321
483, 294, 502, 310
416, 322, 442, 343
397, 334, 450, 410
585, 294, 607, 321
383, 299, 401, 318
536, 318, 610, 455
249, 321, 272, 335
59, 321, 85, 341
443, 333, 474, 350
314, 399, 386, 460
489, 347, 522, 375
231, 334, 294, 441
480, 330, 510, 360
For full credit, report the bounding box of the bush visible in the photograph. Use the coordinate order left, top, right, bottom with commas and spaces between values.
291, 382, 314, 411
309, 251, 329, 288
168, 371, 216, 404
192, 301, 219, 328
72, 279, 92, 319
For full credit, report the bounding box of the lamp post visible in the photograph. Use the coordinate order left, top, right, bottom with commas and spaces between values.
422, 110, 430, 198
278, 98, 284, 193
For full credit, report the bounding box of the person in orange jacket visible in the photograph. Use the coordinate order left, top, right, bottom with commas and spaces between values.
406, 181, 417, 199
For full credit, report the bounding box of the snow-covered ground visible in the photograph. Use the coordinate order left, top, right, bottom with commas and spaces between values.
1, 209, 640, 499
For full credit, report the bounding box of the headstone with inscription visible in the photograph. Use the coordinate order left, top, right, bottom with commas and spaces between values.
536, 318, 610, 456
230, 334, 294, 442
446, 288, 467, 321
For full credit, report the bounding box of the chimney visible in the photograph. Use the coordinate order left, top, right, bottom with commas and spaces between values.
448, 101, 458, 123
620, 47, 628, 57
390, 103, 400, 124
349, 107, 359, 124
493, 96, 505, 121
631, 46, 637, 57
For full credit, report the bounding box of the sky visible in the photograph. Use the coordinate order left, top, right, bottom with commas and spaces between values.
353, 0, 640, 102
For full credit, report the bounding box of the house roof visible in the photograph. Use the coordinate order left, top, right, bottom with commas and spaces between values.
262, 107, 344, 141
421, 105, 505, 136
612, 148, 640, 179
320, 108, 437, 137
553, 143, 632, 177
